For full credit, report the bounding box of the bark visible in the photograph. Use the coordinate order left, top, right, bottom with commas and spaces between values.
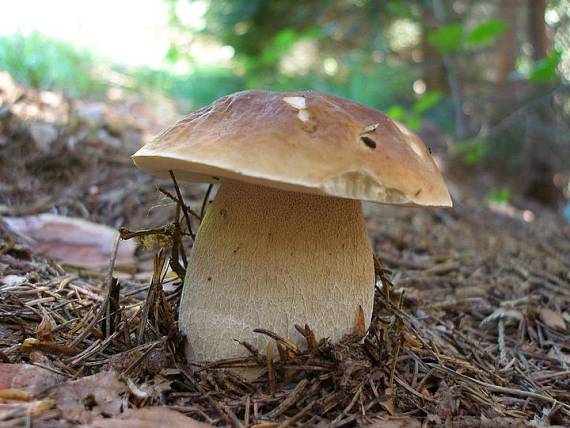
495, 0, 518, 83
528, 0, 549, 60
420, 6, 448, 93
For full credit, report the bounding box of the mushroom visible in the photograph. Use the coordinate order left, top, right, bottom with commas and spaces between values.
132, 90, 452, 363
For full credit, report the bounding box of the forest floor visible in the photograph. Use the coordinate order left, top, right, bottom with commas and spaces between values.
1, 73, 569, 427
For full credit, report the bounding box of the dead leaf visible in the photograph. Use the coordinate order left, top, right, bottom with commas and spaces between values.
0, 274, 26, 287
0, 71, 22, 104
29, 121, 58, 151
52, 370, 126, 424
547, 348, 570, 365
88, 407, 213, 428
0, 363, 64, 396
0, 388, 32, 401
434, 381, 457, 418
379, 387, 397, 415
540, 308, 566, 331
21, 338, 75, 356
366, 416, 422, 428
455, 285, 487, 299
75, 103, 106, 129
3, 214, 136, 269
0, 399, 55, 423
36, 313, 55, 341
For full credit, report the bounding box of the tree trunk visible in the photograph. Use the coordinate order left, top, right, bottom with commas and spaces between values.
528, 0, 549, 60
495, 0, 518, 83
420, 7, 447, 93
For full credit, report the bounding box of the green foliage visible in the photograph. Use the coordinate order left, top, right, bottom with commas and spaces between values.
248, 26, 321, 72
528, 50, 562, 82
412, 91, 443, 114
465, 19, 507, 46
128, 65, 245, 107
386, 105, 407, 121
428, 24, 464, 53
429, 19, 507, 54
386, 1, 416, 19
0, 32, 104, 96
165, 44, 180, 63
386, 91, 443, 130
452, 139, 488, 166
486, 187, 511, 204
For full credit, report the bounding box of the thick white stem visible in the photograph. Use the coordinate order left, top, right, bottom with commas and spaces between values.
179, 179, 374, 362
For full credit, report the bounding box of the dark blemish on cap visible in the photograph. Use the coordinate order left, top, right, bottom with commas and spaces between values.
361, 136, 376, 149
415, 189, 423, 196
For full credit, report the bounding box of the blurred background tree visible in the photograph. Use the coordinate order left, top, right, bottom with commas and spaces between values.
0, 0, 569, 212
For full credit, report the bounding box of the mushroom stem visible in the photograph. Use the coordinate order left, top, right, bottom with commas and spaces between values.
180, 179, 375, 362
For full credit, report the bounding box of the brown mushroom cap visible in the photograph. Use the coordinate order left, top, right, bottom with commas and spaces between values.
132, 90, 452, 207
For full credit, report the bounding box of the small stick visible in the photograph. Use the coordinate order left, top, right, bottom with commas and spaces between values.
267, 342, 277, 395
200, 183, 214, 221
169, 170, 195, 240
266, 379, 308, 418
428, 363, 570, 410
157, 186, 201, 220
70, 234, 120, 348
254, 329, 298, 352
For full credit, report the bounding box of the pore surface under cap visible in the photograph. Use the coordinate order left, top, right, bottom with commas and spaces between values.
132, 90, 452, 207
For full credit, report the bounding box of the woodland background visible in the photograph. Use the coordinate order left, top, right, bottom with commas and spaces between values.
0, 0, 569, 216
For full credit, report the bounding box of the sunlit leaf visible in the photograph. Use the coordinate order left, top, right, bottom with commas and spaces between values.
466, 19, 507, 46
453, 139, 488, 165
412, 91, 442, 114
528, 50, 561, 82
387, 2, 415, 19
165, 44, 179, 63
428, 24, 464, 53
386, 105, 407, 121
405, 114, 422, 130
486, 187, 511, 204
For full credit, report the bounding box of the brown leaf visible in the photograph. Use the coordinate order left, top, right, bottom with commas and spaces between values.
379, 386, 397, 415
21, 338, 76, 356
29, 121, 58, 151
367, 417, 422, 428
36, 313, 54, 341
0, 363, 64, 396
88, 407, 213, 428
52, 370, 127, 424
3, 214, 136, 269
0, 388, 32, 401
540, 308, 566, 331
547, 348, 570, 364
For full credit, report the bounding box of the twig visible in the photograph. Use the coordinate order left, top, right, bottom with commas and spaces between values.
200, 183, 214, 221
70, 234, 120, 348
266, 379, 309, 419
169, 170, 195, 240
428, 363, 570, 411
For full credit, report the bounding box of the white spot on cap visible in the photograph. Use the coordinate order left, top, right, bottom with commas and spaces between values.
283, 96, 306, 110
298, 109, 310, 122
394, 121, 424, 158
394, 121, 413, 137
409, 140, 424, 157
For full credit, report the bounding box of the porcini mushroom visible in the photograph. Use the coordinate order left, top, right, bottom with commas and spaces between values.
132, 90, 452, 363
